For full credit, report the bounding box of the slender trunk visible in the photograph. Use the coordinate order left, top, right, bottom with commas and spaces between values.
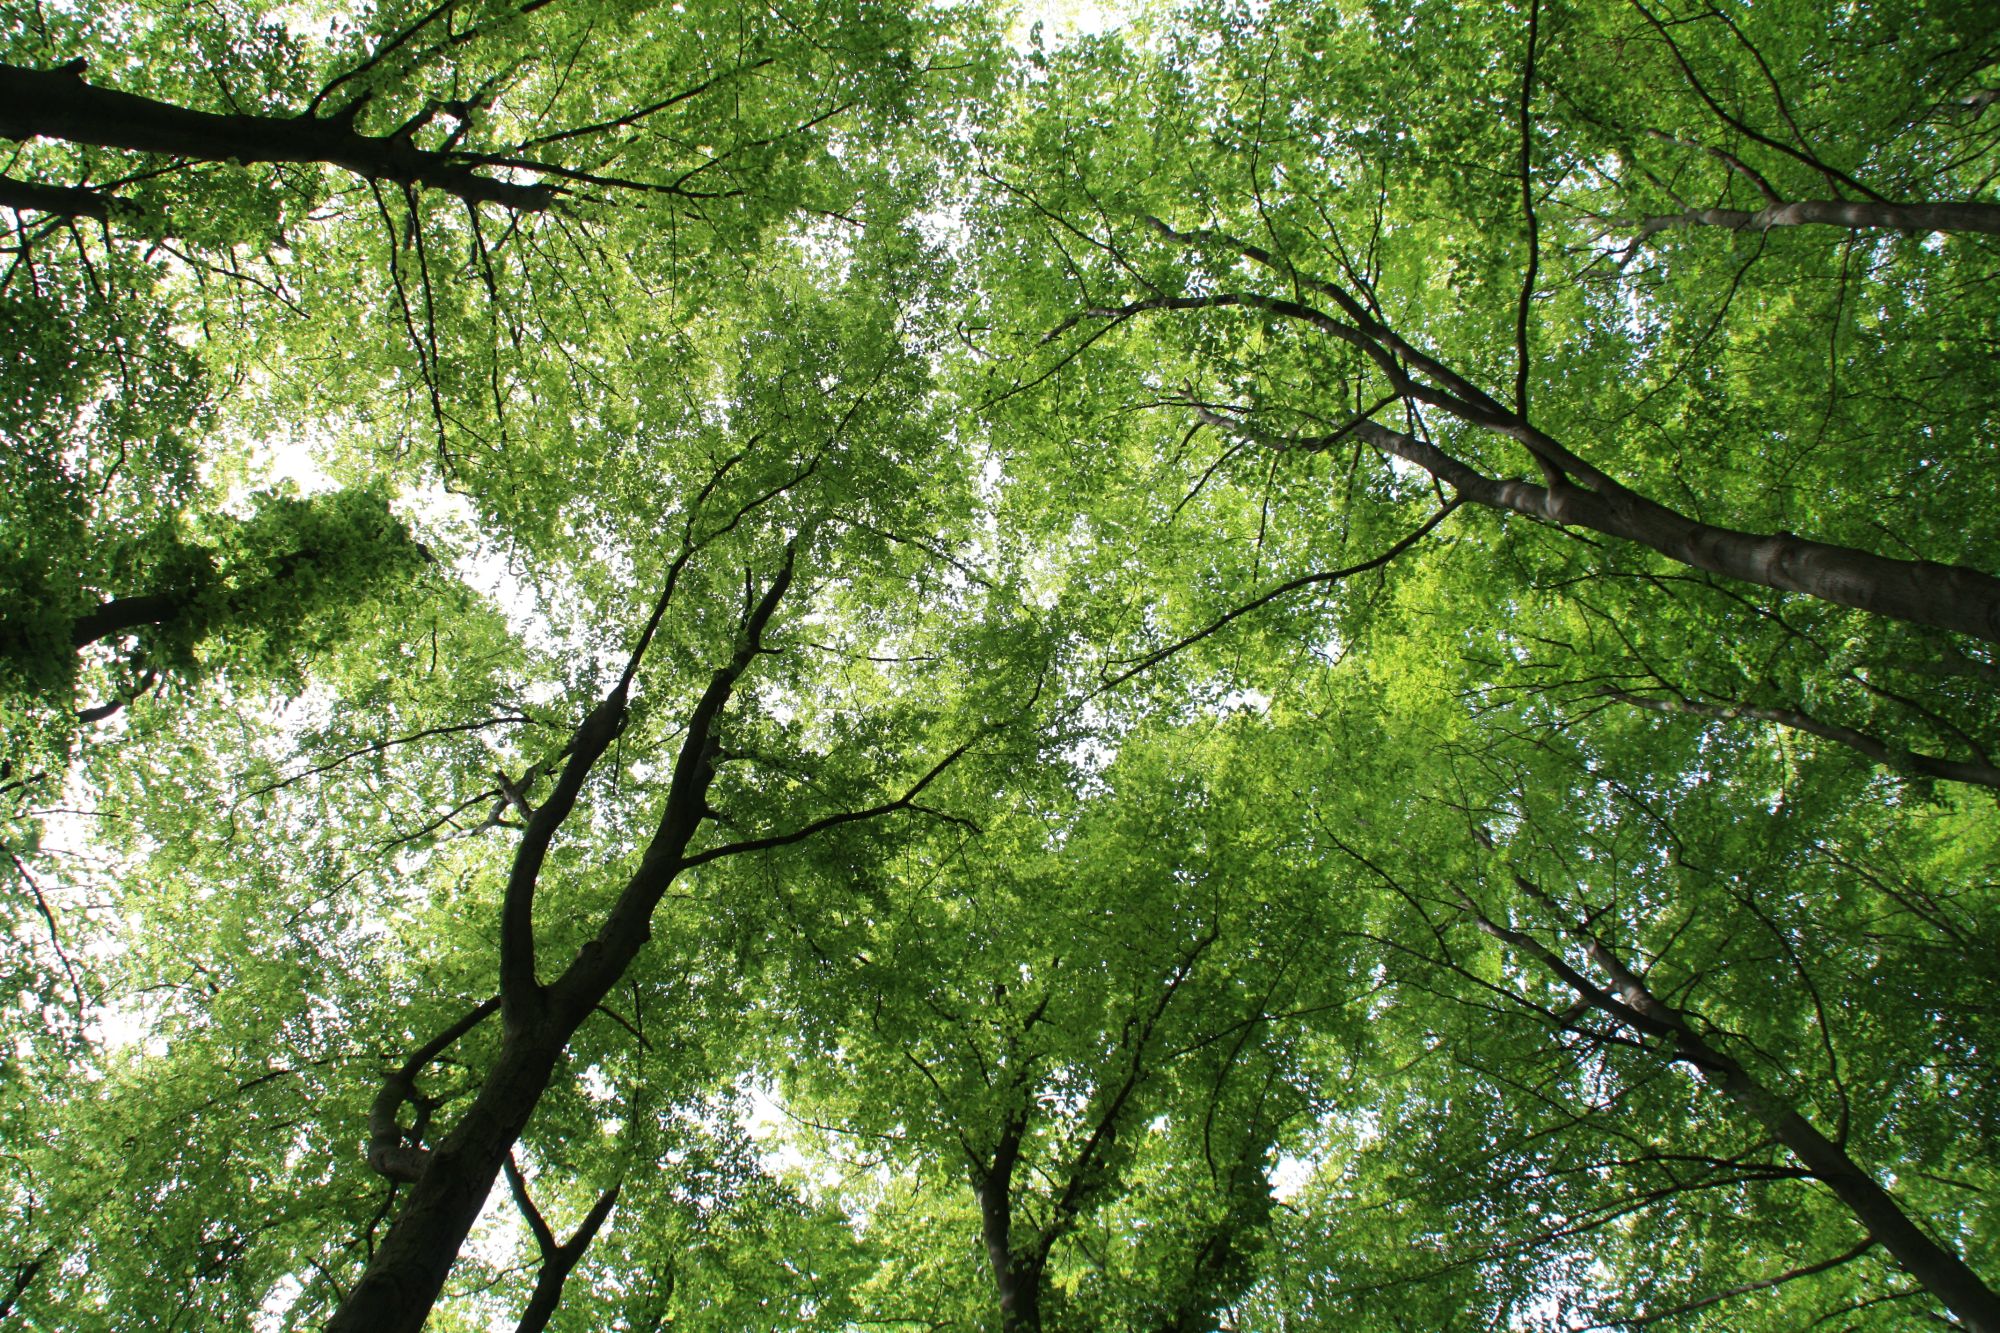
0, 1257, 41, 1321
1464, 895, 2000, 1332
510, 1178, 620, 1333
327, 555, 796, 1331
1637, 199, 2000, 238
0, 61, 553, 211
976, 1114, 1043, 1333
1701, 1052, 2000, 1333
514, 1250, 587, 1333
1351, 420, 2000, 644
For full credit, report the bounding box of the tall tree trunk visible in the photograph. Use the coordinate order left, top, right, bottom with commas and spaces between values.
1349, 419, 2000, 645
325, 556, 797, 1332
1462, 891, 2000, 1333
975, 1112, 1044, 1333
1637, 199, 2000, 238
328, 1030, 570, 1331
0, 61, 554, 211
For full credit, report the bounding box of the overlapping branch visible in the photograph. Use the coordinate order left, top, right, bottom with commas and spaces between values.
1063, 218, 2000, 644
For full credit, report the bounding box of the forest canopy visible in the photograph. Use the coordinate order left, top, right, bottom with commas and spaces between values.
2, 0, 1998, 1328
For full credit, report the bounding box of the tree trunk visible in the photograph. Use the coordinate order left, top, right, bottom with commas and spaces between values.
326, 1030, 568, 1333
326, 554, 798, 1330
0, 61, 554, 211
1351, 420, 2000, 645
1638, 199, 2000, 238
1701, 1053, 2000, 1333
976, 1113, 1044, 1333
1141, 221, 2000, 645
1464, 894, 2000, 1332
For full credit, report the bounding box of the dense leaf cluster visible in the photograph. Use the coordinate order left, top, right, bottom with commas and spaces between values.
1, 0, 1996, 1328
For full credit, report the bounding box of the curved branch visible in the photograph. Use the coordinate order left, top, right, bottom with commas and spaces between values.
1098, 492, 1461, 690
1594, 1237, 1876, 1329
69, 591, 190, 649
679, 735, 980, 869
244, 715, 542, 797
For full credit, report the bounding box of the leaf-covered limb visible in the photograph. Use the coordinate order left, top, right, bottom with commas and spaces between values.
1603, 688, 2000, 790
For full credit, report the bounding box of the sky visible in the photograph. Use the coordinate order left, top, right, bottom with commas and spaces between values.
1007, 0, 1130, 46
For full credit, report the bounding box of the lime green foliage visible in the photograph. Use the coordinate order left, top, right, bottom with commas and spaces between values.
1, 0, 1996, 1328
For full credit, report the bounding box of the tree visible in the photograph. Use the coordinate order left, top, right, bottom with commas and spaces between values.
763, 723, 1340, 1331
3, 0, 1998, 1328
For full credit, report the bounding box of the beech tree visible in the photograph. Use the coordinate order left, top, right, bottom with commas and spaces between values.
763, 724, 1338, 1331
3, 0, 1996, 1328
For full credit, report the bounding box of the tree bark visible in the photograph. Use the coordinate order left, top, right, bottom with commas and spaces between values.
1637, 199, 2000, 238
330, 1028, 570, 1331
0, 61, 555, 212
366, 997, 500, 1183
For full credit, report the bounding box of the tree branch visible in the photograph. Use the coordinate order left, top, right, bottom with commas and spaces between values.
1604, 689, 2000, 790
1514, 0, 1542, 420
0, 172, 116, 219
1633, 198, 2000, 238
680, 735, 980, 869
1, 61, 559, 213
367, 997, 501, 1182
1465, 882, 2000, 1331
1098, 494, 1459, 690
503, 1156, 621, 1333
1596, 1237, 1876, 1329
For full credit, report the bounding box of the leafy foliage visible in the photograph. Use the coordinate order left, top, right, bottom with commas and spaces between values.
2, 0, 1996, 1328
